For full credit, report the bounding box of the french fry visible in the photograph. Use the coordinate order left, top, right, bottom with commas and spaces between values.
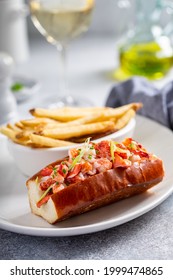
29, 108, 85, 121
41, 121, 115, 139
92, 103, 142, 122
15, 130, 33, 141
7, 123, 22, 132
0, 103, 142, 148
114, 109, 135, 130
30, 134, 76, 148
20, 117, 60, 127
30, 103, 142, 122
34, 112, 105, 129
0, 126, 16, 140
29, 107, 110, 122
30, 106, 108, 117
0, 126, 30, 146
15, 121, 24, 129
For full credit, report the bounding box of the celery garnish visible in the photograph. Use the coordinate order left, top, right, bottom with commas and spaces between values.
69, 149, 85, 171
68, 138, 91, 171
37, 185, 52, 204
35, 176, 38, 185
110, 141, 115, 162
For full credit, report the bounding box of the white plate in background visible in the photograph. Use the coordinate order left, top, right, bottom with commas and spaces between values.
11, 76, 40, 102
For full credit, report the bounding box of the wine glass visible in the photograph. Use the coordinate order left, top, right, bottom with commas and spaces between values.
29, 0, 94, 107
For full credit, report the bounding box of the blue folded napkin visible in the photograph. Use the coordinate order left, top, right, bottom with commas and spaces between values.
105, 77, 173, 130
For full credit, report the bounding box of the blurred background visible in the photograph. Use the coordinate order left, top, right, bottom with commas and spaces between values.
1, 0, 173, 120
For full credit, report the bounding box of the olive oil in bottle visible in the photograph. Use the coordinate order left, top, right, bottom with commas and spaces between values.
116, 39, 173, 80
113, 0, 173, 81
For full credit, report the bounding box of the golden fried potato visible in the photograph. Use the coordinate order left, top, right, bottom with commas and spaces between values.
41, 121, 115, 139
114, 109, 135, 130
20, 117, 60, 127
30, 134, 76, 148
0, 126, 30, 146
0, 103, 142, 148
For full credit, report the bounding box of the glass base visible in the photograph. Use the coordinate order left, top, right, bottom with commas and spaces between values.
41, 95, 94, 108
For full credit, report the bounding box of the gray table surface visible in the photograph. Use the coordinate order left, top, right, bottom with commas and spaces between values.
0, 36, 173, 260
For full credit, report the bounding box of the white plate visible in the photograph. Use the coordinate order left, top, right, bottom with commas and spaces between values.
0, 115, 173, 236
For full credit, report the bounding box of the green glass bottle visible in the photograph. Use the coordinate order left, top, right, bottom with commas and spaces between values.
114, 0, 173, 80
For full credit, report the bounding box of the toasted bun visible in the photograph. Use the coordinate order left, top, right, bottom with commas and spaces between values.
26, 157, 164, 224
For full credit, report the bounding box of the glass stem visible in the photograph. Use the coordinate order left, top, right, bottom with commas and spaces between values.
57, 43, 75, 105
56, 43, 76, 106
57, 43, 69, 98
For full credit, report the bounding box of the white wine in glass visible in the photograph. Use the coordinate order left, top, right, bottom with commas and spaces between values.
29, 0, 95, 107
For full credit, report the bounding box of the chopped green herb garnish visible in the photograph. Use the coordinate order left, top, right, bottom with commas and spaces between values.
88, 155, 92, 160
55, 182, 59, 185
11, 82, 24, 92
90, 146, 94, 149
129, 143, 135, 149
52, 168, 57, 178
62, 168, 67, 174
53, 167, 57, 174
